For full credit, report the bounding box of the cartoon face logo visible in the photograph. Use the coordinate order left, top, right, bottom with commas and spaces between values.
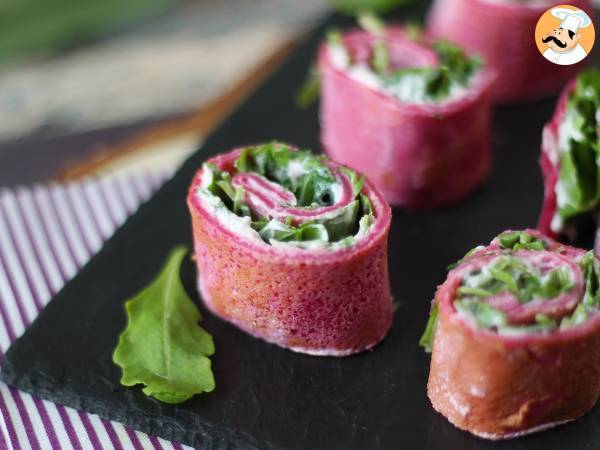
542, 26, 580, 53
535, 6, 594, 66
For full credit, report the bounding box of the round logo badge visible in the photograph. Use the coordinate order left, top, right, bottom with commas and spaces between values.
535, 5, 595, 65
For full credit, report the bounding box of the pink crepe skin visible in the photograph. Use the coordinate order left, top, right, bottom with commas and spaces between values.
319, 28, 495, 209
187, 147, 394, 356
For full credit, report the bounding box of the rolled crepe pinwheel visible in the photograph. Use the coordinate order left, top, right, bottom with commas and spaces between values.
426, 0, 591, 103
539, 69, 600, 245
319, 22, 494, 209
187, 142, 393, 356
421, 229, 600, 439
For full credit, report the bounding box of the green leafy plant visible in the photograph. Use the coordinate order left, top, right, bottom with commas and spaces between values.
113, 246, 215, 404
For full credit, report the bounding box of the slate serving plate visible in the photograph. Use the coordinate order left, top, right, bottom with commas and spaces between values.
3, 3, 600, 450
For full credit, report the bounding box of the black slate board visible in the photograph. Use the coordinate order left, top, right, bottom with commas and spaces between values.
3, 4, 600, 450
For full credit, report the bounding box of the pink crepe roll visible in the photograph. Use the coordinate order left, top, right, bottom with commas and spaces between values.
538, 69, 600, 244
187, 142, 393, 356
423, 229, 600, 439
538, 80, 573, 239
427, 0, 591, 103
319, 27, 494, 209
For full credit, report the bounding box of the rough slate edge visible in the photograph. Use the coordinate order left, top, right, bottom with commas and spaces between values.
0, 9, 371, 450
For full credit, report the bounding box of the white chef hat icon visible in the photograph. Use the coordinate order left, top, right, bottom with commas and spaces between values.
551, 8, 592, 33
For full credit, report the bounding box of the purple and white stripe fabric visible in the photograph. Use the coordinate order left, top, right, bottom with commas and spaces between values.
0, 173, 194, 450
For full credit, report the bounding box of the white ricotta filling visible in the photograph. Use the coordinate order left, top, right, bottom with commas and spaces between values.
286, 159, 306, 185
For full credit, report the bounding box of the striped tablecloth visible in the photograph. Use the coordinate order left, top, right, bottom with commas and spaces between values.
0, 173, 195, 450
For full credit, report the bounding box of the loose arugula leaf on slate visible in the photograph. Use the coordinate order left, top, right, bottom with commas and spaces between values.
113, 246, 215, 404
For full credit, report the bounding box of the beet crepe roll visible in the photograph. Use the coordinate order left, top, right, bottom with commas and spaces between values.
421, 229, 600, 439
427, 0, 591, 103
319, 19, 494, 209
539, 69, 600, 246
187, 142, 393, 356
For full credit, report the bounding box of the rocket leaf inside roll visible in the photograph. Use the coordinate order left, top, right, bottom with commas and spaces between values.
421, 229, 600, 350
327, 15, 482, 104
540, 68, 600, 238
196, 142, 375, 250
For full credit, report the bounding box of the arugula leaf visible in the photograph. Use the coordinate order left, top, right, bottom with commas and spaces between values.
295, 66, 321, 110
498, 231, 547, 251
328, 0, 412, 14
561, 303, 588, 328
357, 12, 389, 74
538, 267, 573, 299
419, 302, 439, 353
326, 28, 344, 47
206, 143, 375, 247
371, 40, 389, 75
357, 11, 386, 36
359, 193, 373, 216
205, 164, 251, 217
341, 167, 365, 197
113, 247, 215, 404
432, 40, 481, 84
235, 143, 337, 208
457, 253, 573, 308
253, 219, 329, 243
404, 22, 422, 42
382, 39, 480, 103
489, 267, 518, 293
447, 245, 487, 270
555, 68, 600, 225
320, 200, 360, 241
455, 300, 507, 329
580, 251, 600, 308
457, 286, 492, 298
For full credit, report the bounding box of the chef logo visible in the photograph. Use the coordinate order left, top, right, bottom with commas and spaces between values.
535, 5, 594, 65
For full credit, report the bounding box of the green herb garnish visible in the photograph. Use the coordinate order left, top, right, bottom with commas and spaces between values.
113, 247, 215, 404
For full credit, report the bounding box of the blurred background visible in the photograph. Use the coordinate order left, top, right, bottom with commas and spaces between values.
0, 0, 411, 187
